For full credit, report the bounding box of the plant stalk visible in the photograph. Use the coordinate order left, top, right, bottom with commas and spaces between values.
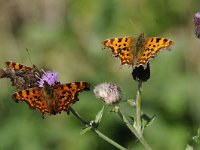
93, 129, 127, 150
117, 107, 152, 150
135, 81, 143, 133
69, 107, 128, 150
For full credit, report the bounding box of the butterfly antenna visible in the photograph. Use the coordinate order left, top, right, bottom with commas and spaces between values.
41, 69, 47, 75
42, 69, 51, 80
26, 48, 33, 67
35, 74, 42, 80
129, 19, 134, 25
35, 69, 46, 80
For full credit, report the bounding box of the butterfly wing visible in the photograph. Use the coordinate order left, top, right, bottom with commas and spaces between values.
54, 82, 90, 112
12, 88, 50, 115
102, 37, 135, 65
4, 61, 41, 90
136, 37, 173, 67
6, 61, 32, 71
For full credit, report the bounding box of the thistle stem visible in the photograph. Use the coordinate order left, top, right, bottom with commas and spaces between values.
93, 129, 127, 150
135, 81, 143, 133
69, 107, 128, 150
117, 107, 152, 150
69, 107, 89, 126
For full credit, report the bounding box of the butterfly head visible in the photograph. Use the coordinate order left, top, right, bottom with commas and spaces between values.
138, 33, 145, 39
136, 33, 145, 46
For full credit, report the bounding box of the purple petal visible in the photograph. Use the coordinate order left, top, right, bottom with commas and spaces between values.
38, 71, 59, 87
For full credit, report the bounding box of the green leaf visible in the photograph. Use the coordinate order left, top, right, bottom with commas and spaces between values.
129, 116, 134, 122
109, 106, 120, 113
127, 99, 136, 107
94, 106, 104, 124
185, 144, 193, 150
141, 114, 156, 130
80, 127, 92, 135
192, 128, 200, 143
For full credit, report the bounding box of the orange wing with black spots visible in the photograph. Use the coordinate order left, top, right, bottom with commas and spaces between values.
6, 61, 33, 71
12, 88, 50, 115
54, 82, 90, 112
12, 82, 90, 116
102, 34, 173, 68
102, 37, 135, 65
136, 37, 173, 67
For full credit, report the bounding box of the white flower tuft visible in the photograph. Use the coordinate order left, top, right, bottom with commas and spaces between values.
93, 82, 122, 105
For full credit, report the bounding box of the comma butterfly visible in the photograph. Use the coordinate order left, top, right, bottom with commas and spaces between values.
12, 81, 90, 116
102, 33, 173, 68
0, 61, 41, 89
1, 61, 90, 116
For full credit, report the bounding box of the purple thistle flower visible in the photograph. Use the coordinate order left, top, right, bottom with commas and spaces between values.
38, 71, 59, 87
194, 12, 200, 38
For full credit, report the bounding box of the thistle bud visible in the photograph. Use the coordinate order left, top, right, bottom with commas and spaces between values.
194, 12, 200, 38
132, 63, 150, 82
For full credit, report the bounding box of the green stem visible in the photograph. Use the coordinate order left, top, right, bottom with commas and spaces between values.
93, 129, 127, 150
117, 107, 152, 150
69, 107, 89, 126
69, 107, 128, 150
117, 108, 139, 136
135, 81, 143, 133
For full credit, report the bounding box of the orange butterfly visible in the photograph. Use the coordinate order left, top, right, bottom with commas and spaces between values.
1, 61, 90, 116
102, 33, 173, 68
1, 61, 40, 89
12, 81, 90, 116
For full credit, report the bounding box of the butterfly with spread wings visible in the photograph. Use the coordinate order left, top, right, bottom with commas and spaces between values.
12, 81, 90, 116
102, 33, 173, 68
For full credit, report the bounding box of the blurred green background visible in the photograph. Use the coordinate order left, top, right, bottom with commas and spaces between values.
0, 0, 200, 149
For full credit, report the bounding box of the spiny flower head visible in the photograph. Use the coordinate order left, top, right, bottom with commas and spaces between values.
132, 63, 150, 82
38, 71, 59, 87
93, 82, 122, 105
194, 12, 200, 38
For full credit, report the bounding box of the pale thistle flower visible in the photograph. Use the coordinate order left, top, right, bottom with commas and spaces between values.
38, 71, 59, 87
93, 83, 122, 105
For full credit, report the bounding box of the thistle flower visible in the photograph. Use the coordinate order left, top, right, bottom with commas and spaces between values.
38, 71, 59, 87
93, 83, 122, 105
194, 12, 200, 38
132, 63, 150, 82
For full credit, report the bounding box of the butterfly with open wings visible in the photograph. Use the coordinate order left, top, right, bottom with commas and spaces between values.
102, 33, 173, 68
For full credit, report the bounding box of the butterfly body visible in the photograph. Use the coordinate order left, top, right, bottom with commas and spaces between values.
135, 33, 146, 57
102, 33, 173, 68
41, 82, 58, 114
